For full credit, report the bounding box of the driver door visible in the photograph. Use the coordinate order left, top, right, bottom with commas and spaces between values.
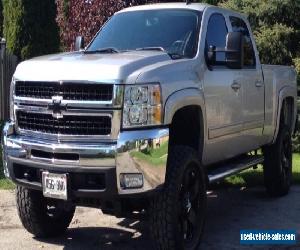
203, 13, 246, 164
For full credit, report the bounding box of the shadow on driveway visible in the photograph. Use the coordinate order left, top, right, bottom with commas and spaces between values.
32, 186, 300, 250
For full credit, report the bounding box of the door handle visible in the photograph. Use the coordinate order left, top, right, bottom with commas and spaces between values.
231, 81, 241, 91
255, 80, 263, 87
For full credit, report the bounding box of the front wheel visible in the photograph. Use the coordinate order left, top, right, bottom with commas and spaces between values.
16, 186, 75, 238
150, 146, 207, 250
263, 126, 293, 196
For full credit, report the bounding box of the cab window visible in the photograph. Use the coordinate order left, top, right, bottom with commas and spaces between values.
230, 16, 256, 67
205, 13, 228, 64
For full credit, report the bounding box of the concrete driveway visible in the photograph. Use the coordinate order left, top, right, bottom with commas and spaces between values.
1, 186, 300, 250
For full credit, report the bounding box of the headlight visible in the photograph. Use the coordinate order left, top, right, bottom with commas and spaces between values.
9, 78, 15, 122
123, 84, 162, 128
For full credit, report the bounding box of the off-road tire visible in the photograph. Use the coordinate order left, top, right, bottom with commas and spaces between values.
263, 125, 292, 196
16, 186, 75, 238
150, 146, 207, 250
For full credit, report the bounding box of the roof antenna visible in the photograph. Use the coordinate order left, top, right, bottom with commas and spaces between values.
186, 0, 193, 5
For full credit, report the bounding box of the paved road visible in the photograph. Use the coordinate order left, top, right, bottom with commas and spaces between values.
1, 186, 300, 250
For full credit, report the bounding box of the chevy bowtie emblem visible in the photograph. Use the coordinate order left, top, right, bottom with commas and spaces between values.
48, 96, 66, 119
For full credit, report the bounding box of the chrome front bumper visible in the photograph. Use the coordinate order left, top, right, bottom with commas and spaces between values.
2, 122, 169, 196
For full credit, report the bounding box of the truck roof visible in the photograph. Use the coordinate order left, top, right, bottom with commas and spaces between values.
118, 2, 209, 13
117, 2, 244, 18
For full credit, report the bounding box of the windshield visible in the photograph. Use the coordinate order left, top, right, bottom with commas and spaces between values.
87, 9, 201, 59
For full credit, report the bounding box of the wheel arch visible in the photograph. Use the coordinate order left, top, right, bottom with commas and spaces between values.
164, 88, 206, 155
272, 86, 297, 143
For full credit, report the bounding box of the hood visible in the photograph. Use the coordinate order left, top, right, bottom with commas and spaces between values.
14, 51, 172, 83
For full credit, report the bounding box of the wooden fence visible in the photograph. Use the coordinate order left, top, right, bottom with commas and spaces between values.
0, 39, 18, 121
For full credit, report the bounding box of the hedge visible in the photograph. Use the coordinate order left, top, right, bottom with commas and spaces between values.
3, 0, 60, 60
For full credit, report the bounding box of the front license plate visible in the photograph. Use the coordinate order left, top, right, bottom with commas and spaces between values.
42, 172, 68, 200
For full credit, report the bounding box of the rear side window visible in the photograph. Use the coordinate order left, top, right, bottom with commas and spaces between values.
206, 13, 228, 63
230, 16, 256, 67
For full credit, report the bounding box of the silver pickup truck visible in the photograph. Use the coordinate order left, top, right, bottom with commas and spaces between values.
2, 2, 298, 250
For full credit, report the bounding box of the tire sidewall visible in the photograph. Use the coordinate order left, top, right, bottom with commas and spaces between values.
152, 146, 207, 250
171, 157, 206, 249
272, 127, 292, 187
263, 126, 292, 196
16, 186, 75, 238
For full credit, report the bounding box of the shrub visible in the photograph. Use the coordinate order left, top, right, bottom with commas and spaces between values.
294, 58, 300, 87
0, 1, 3, 37
220, 0, 300, 66
55, 0, 166, 51
56, 0, 123, 51
3, 0, 60, 60
254, 24, 294, 65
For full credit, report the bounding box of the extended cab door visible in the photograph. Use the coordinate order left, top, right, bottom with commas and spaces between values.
229, 16, 264, 149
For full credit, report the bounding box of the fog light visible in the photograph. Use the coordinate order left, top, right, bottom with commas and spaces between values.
120, 173, 143, 189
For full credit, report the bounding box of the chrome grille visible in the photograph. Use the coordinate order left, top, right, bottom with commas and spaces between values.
14, 81, 123, 140
17, 111, 111, 136
15, 81, 113, 101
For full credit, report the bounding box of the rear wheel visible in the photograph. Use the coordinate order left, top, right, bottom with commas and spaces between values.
263, 126, 292, 196
16, 186, 75, 238
150, 146, 207, 250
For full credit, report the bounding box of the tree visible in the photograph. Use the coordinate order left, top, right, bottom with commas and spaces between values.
220, 0, 300, 65
254, 24, 294, 65
294, 58, 300, 86
56, 0, 166, 51
56, 0, 124, 51
0, 0, 3, 37
3, 0, 60, 60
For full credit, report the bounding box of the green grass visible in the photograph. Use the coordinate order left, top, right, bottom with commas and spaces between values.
0, 178, 15, 190
0, 148, 15, 190
218, 154, 300, 188
130, 141, 168, 166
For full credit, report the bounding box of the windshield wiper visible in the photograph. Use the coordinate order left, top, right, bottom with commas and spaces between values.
135, 47, 184, 60
84, 47, 120, 54
168, 53, 185, 60
135, 47, 165, 52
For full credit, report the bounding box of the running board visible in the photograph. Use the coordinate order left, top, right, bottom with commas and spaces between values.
208, 155, 264, 184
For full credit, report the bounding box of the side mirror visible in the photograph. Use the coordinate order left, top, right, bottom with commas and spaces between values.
74, 36, 84, 51
225, 32, 244, 69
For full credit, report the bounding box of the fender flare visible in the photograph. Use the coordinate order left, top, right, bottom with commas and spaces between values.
272, 85, 297, 143
164, 88, 205, 125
